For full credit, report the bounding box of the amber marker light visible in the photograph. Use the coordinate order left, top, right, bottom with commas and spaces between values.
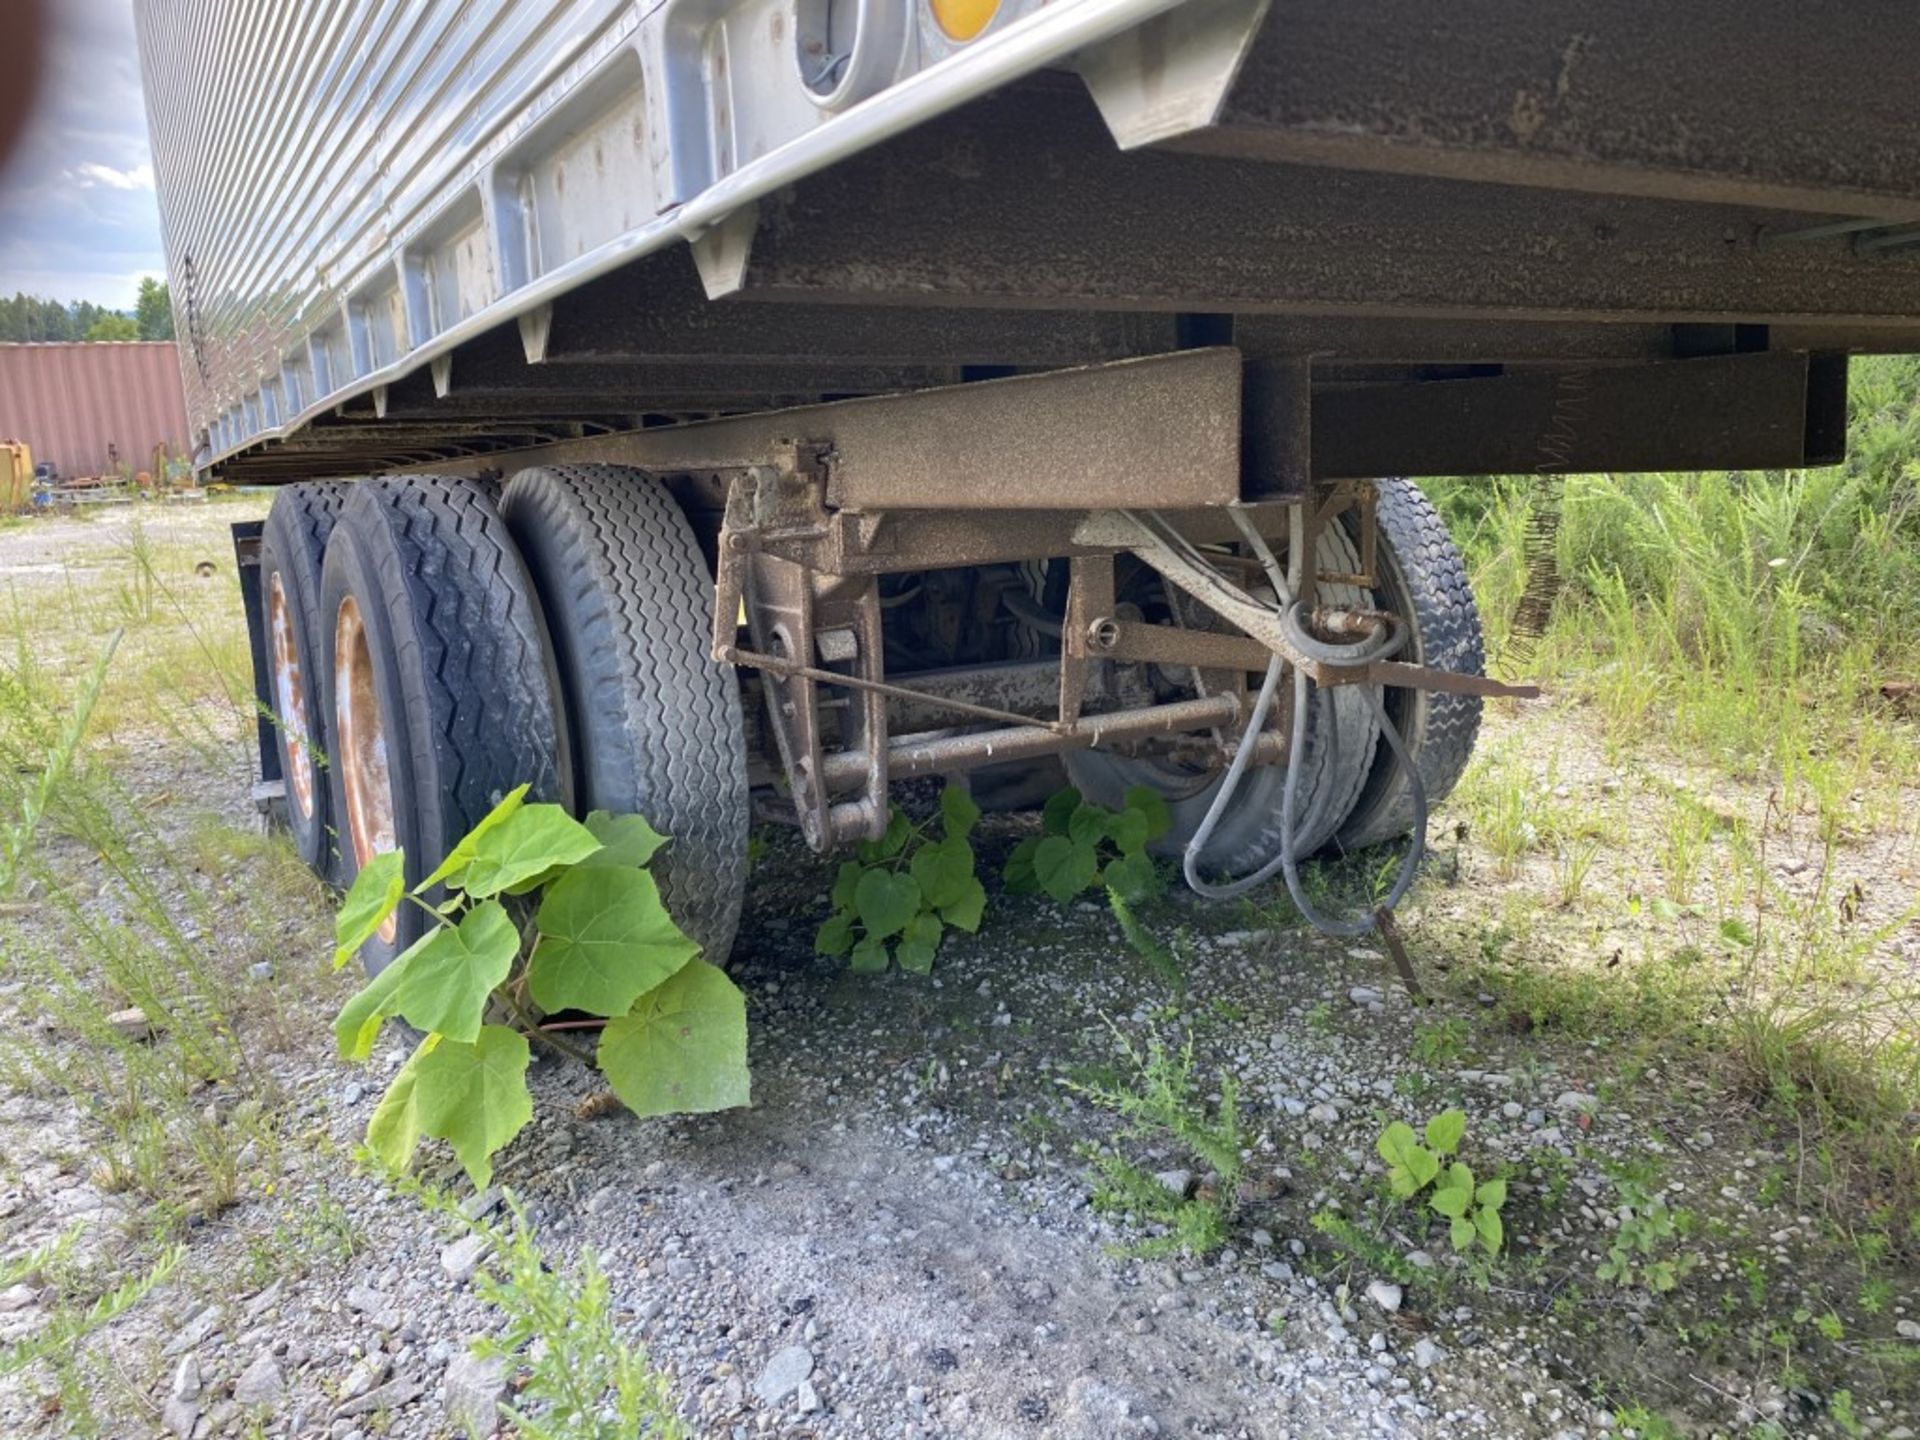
929, 0, 1000, 43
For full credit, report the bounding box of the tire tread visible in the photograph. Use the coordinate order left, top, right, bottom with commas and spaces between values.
1335, 478, 1485, 851
500, 465, 748, 963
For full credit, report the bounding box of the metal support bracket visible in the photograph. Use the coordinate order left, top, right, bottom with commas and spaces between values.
1058, 554, 1117, 727
1078, 0, 1275, 149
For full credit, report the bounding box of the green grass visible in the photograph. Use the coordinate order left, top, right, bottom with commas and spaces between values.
0, 501, 337, 1432
1426, 355, 1920, 784
1419, 354, 1920, 1216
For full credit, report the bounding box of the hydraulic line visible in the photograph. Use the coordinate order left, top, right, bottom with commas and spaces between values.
1155, 509, 1429, 936
1275, 609, 1428, 935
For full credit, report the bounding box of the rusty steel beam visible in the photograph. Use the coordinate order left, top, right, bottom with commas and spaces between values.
817, 349, 1241, 510
881, 661, 1063, 731
406, 348, 1244, 510
1183, 0, 1920, 223
1092, 618, 1272, 674
714, 82, 1920, 330
817, 692, 1246, 788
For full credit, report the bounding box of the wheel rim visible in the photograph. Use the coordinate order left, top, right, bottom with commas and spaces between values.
266, 571, 317, 823
334, 594, 398, 944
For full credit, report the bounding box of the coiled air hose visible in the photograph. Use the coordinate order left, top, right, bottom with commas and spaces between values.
1168, 514, 1430, 937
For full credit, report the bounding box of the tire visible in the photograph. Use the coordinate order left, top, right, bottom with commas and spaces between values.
259, 481, 350, 878
499, 465, 750, 965
320, 476, 569, 973
1335, 479, 1484, 852
1065, 521, 1381, 870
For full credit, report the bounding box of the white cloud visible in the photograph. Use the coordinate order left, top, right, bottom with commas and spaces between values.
69, 160, 154, 192
0, 0, 166, 304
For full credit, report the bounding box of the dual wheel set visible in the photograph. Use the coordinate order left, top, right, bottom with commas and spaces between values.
258, 467, 1483, 971
259, 467, 749, 970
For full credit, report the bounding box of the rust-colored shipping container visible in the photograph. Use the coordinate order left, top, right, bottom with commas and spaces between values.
0, 342, 190, 481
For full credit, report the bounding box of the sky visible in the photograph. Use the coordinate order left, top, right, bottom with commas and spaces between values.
0, 0, 166, 310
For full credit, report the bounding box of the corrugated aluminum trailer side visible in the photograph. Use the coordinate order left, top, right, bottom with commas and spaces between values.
134, 0, 1177, 467
138, 0, 1920, 484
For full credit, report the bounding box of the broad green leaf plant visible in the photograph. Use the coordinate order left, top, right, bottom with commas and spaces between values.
1376, 1109, 1508, 1255
816, 785, 986, 974
333, 786, 750, 1188
1005, 786, 1179, 976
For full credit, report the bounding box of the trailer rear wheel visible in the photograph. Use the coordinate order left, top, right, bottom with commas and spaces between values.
320, 476, 569, 972
260, 481, 349, 878
1334, 479, 1485, 852
1064, 523, 1380, 870
500, 465, 750, 965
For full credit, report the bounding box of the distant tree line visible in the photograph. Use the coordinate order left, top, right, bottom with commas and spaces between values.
0, 278, 174, 343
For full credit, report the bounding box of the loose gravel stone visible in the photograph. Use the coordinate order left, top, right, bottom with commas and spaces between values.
1366, 1281, 1403, 1313
340, 1355, 389, 1400
160, 1396, 198, 1439
440, 1234, 491, 1282
107, 1007, 157, 1042
1152, 1169, 1193, 1198
344, 1284, 400, 1330
232, 1352, 285, 1408
444, 1350, 509, 1438
753, 1345, 814, 1406
333, 1376, 424, 1419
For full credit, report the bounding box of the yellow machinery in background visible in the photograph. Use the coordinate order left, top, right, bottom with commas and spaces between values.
1, 440, 31, 513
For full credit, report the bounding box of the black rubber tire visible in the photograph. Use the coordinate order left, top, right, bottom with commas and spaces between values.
1064, 521, 1380, 869
260, 481, 350, 879
320, 476, 570, 973
1335, 479, 1485, 852
499, 465, 750, 965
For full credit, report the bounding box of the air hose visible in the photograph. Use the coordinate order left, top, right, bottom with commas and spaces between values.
1170, 517, 1430, 938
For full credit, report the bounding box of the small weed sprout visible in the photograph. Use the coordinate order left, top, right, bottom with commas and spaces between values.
0, 1233, 184, 1414
1376, 1109, 1508, 1255
1411, 1017, 1470, 1067
1594, 1167, 1699, 1293
0, 627, 120, 897
1067, 1027, 1244, 1257
1550, 834, 1601, 908
401, 1183, 686, 1439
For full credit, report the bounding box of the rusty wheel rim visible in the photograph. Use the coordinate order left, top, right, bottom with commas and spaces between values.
266, 571, 318, 823
334, 594, 399, 944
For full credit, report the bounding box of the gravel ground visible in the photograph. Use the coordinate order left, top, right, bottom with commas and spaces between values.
1, 502, 1915, 1439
